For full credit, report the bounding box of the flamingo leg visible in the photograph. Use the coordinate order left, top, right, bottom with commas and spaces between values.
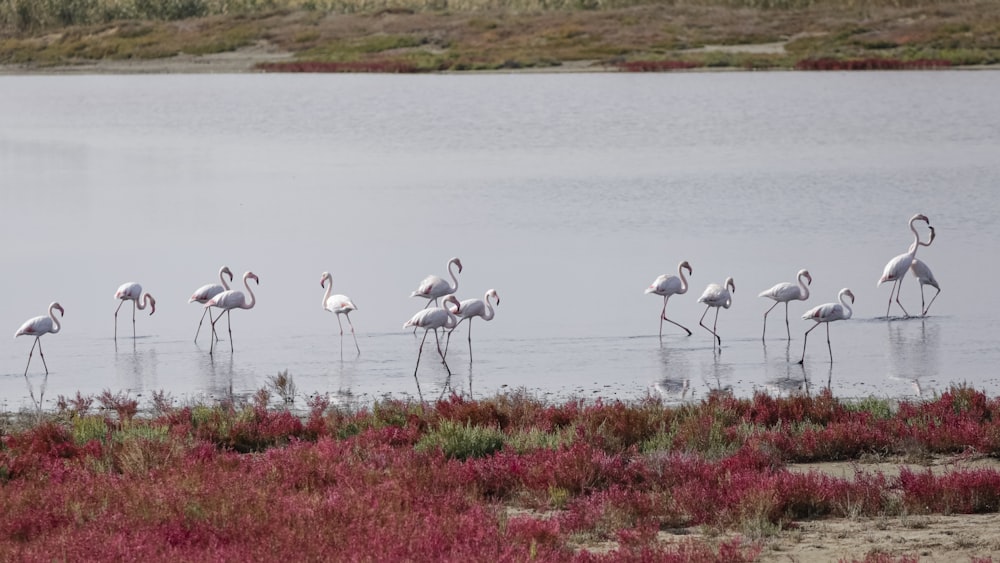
444, 317, 466, 357
344, 313, 360, 355
194, 307, 209, 342
663, 315, 693, 337
698, 306, 718, 347
712, 307, 721, 348
467, 318, 473, 362
227, 310, 234, 352
132, 300, 137, 340
894, 278, 910, 318
922, 286, 941, 317
433, 330, 452, 376
414, 331, 428, 400
761, 301, 780, 340
825, 323, 834, 362
784, 302, 791, 340
885, 280, 898, 318
659, 296, 667, 339
23, 337, 39, 377
798, 322, 822, 364
114, 300, 125, 342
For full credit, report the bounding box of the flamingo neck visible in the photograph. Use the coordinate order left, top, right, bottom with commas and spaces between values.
220, 269, 232, 291
907, 218, 923, 259
840, 292, 854, 320
677, 263, 689, 294
242, 275, 257, 310
798, 273, 810, 300
447, 260, 460, 293
135, 293, 151, 311
48, 305, 62, 334
322, 275, 333, 309
445, 309, 458, 329
482, 292, 496, 321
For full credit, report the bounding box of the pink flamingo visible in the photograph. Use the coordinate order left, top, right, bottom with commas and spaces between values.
411, 257, 463, 307
910, 226, 940, 316
15, 302, 64, 377
206, 271, 258, 355
645, 261, 693, 337
114, 282, 156, 343
403, 305, 457, 383
443, 289, 499, 359
697, 277, 735, 350
878, 213, 931, 318
189, 266, 234, 343
798, 288, 855, 364
758, 269, 812, 340
321, 271, 360, 355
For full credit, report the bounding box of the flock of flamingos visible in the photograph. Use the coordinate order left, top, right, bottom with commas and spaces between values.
12, 214, 940, 387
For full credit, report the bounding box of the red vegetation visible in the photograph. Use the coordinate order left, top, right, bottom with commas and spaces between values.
617, 60, 701, 72
256, 60, 430, 73
794, 58, 952, 71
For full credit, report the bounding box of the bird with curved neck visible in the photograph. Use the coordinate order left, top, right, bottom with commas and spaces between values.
697, 277, 735, 350
15, 302, 64, 377
114, 282, 156, 345
321, 271, 360, 356
908, 225, 940, 316
403, 305, 458, 399
206, 271, 259, 355
443, 289, 499, 360
645, 261, 693, 338
411, 257, 463, 308
878, 213, 931, 318
798, 288, 855, 364
189, 266, 234, 343
759, 269, 812, 341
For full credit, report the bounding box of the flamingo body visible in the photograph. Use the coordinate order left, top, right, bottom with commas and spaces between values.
799, 288, 855, 363
205, 271, 259, 354
645, 261, 693, 338
877, 213, 930, 318
411, 257, 463, 306
15, 302, 64, 377
910, 258, 941, 316
114, 282, 155, 343
697, 277, 735, 349
759, 269, 812, 340
321, 271, 360, 355
444, 289, 499, 359
189, 266, 234, 343
404, 305, 458, 393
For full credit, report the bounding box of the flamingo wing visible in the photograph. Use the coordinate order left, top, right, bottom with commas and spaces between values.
325, 294, 357, 314
878, 252, 912, 285
15, 316, 52, 337
759, 282, 798, 302
115, 282, 143, 300
647, 274, 682, 296
190, 283, 226, 304
207, 290, 246, 310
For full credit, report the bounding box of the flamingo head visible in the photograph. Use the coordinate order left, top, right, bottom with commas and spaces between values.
53, 303, 65, 317
147, 295, 157, 315
911, 213, 930, 226
222, 266, 234, 283
844, 288, 856, 304
443, 294, 461, 314
451, 257, 463, 274
487, 289, 500, 306
247, 272, 259, 285
928, 225, 936, 243
680, 261, 692, 275
725, 277, 735, 293
800, 269, 813, 285
320, 271, 331, 289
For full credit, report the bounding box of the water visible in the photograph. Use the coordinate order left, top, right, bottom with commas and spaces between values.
1, 71, 998, 411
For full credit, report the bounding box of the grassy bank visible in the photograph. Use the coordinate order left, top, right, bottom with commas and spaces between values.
2, 385, 1000, 559
0, 0, 998, 71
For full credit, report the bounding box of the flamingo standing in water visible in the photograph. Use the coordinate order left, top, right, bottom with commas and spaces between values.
910, 226, 940, 316
411, 257, 463, 307
759, 269, 812, 340
321, 271, 360, 355
645, 261, 693, 338
878, 213, 931, 318
15, 302, 64, 377
443, 289, 499, 360
798, 288, 855, 364
189, 266, 234, 343
697, 277, 735, 350
403, 305, 457, 384
114, 282, 156, 344
206, 271, 258, 355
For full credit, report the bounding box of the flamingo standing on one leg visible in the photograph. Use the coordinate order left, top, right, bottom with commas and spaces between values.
878, 213, 931, 318
114, 282, 156, 344
759, 269, 812, 341
206, 271, 259, 355
645, 261, 693, 338
910, 226, 940, 316
189, 266, 234, 343
411, 257, 463, 308
798, 288, 855, 364
443, 289, 499, 360
697, 277, 735, 350
403, 306, 458, 396
15, 302, 64, 410
321, 271, 360, 355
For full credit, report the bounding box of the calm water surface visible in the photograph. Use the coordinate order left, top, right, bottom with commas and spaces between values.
1, 71, 998, 410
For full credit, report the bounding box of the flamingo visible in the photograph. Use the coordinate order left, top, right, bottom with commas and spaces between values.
878, 213, 931, 318
321, 271, 360, 355
15, 302, 64, 377
645, 261, 693, 338
206, 271, 259, 355
411, 257, 463, 307
798, 288, 855, 364
403, 305, 457, 384
189, 266, 234, 343
759, 269, 812, 340
114, 282, 156, 343
910, 226, 940, 316
443, 289, 499, 360
697, 277, 735, 349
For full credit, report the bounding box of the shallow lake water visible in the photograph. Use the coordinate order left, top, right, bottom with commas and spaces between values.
1, 70, 998, 411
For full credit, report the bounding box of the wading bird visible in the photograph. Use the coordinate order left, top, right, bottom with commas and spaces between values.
798, 288, 855, 364
321, 271, 360, 355
411, 257, 463, 308
114, 282, 156, 344
759, 269, 812, 340
189, 266, 234, 343
878, 213, 931, 318
645, 261, 693, 338
206, 271, 258, 355
443, 289, 499, 360
910, 227, 940, 316
403, 305, 457, 382
697, 277, 735, 350
15, 302, 64, 377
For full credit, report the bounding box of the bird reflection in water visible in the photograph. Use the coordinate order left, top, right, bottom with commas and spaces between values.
652, 344, 691, 404
886, 319, 939, 397
763, 341, 812, 397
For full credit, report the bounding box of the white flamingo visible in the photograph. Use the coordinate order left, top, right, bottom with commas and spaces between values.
759, 269, 812, 340
411, 257, 463, 307
798, 288, 855, 364
15, 302, 64, 377
403, 306, 457, 382
910, 226, 940, 316
697, 277, 735, 349
114, 282, 156, 343
443, 289, 499, 360
645, 261, 693, 337
206, 271, 259, 355
189, 266, 234, 343
321, 271, 360, 355
878, 213, 930, 318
